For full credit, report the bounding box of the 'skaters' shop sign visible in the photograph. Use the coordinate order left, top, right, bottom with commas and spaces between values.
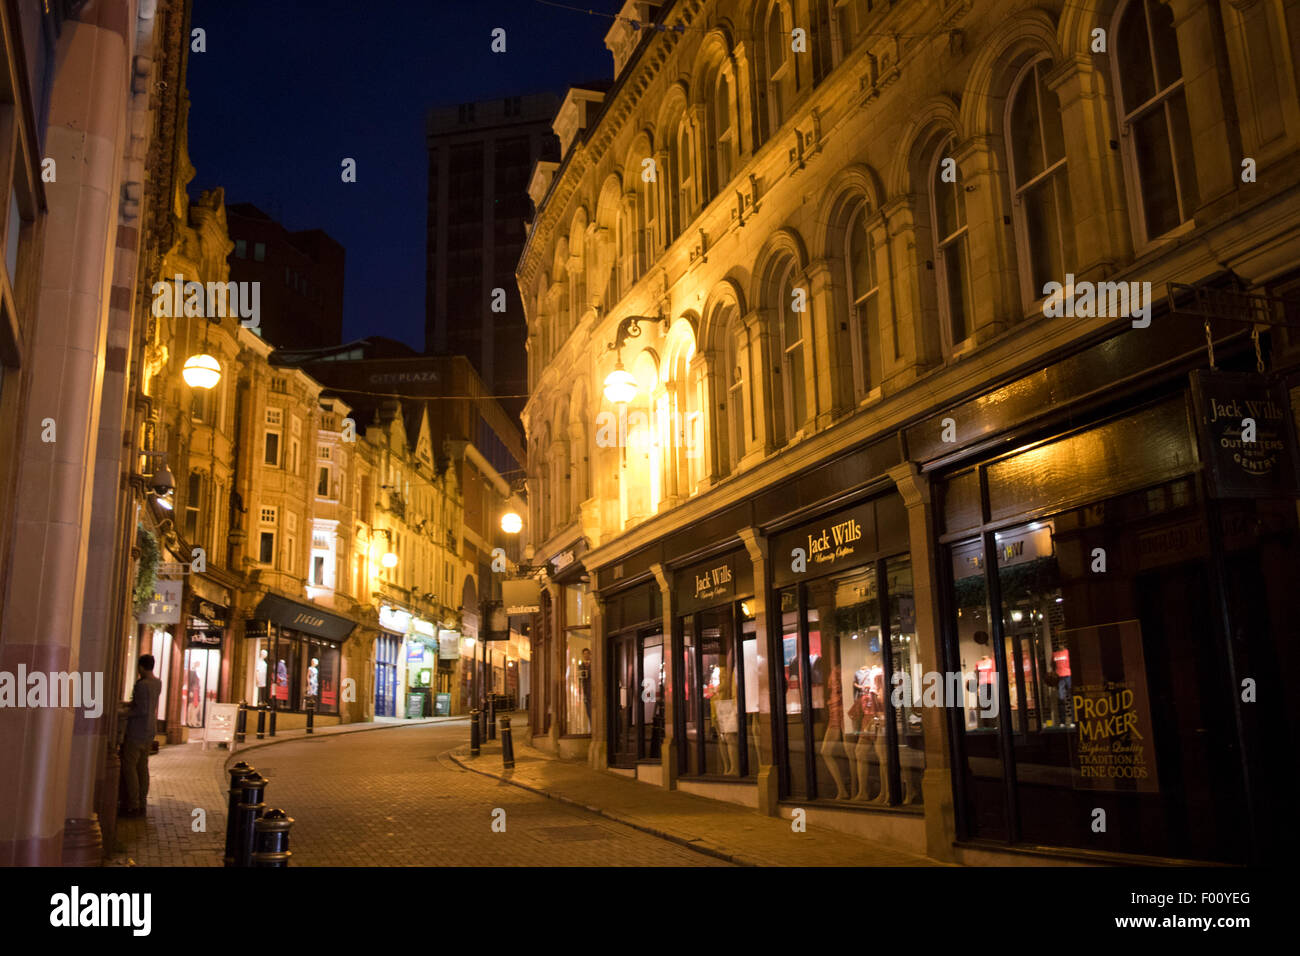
1190, 370, 1300, 499
676, 551, 753, 614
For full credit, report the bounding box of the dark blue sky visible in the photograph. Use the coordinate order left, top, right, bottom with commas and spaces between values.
188, 0, 624, 350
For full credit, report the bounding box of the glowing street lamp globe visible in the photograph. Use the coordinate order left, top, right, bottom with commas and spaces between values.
501, 511, 523, 534
381, 550, 399, 569
182, 353, 221, 389
603, 364, 637, 404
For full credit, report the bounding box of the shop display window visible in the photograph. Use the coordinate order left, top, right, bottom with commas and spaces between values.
779, 556, 917, 805
564, 631, 592, 735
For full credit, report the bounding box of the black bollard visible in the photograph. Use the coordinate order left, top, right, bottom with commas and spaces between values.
500, 713, 515, 770
305, 697, 315, 734
268, 702, 277, 737
256, 703, 266, 740
233, 773, 268, 867
235, 702, 247, 745
487, 696, 496, 741
222, 761, 256, 866
470, 708, 480, 756
252, 808, 294, 867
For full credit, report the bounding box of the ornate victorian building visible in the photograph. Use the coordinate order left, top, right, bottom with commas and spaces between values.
520, 0, 1300, 864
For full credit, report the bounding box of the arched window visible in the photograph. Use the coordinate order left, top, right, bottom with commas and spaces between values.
1114, 0, 1197, 241
765, 3, 796, 132
677, 117, 695, 229
771, 256, 808, 439
1008, 57, 1075, 305
663, 324, 703, 498
846, 205, 882, 397
811, 0, 837, 83
724, 308, 753, 467
930, 135, 974, 348
708, 69, 736, 197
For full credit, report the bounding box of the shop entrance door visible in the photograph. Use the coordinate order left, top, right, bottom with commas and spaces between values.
610, 634, 637, 767
182, 645, 220, 732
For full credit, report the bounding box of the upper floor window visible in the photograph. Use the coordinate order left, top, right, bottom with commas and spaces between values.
1114, 0, 1198, 241
930, 135, 974, 349
765, 2, 797, 132
1007, 57, 1075, 306
722, 307, 753, 470
708, 69, 736, 198
773, 258, 809, 438
846, 205, 882, 397
677, 118, 695, 229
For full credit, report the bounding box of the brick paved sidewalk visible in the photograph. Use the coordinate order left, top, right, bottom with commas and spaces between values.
450, 729, 942, 867
107, 716, 466, 866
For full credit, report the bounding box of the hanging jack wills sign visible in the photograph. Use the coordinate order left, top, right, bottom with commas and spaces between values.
676, 551, 753, 614
1190, 370, 1300, 499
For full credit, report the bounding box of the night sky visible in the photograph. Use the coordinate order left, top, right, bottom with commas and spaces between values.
187, 0, 625, 350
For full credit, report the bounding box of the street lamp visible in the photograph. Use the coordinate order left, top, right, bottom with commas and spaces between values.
378, 529, 398, 568
500, 511, 523, 534
183, 313, 222, 389
602, 315, 662, 404
602, 363, 638, 405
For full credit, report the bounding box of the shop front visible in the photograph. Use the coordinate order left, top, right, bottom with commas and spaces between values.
603, 581, 664, 769
375, 629, 401, 718
768, 493, 920, 808
672, 550, 757, 780
247, 593, 355, 718
182, 597, 228, 734
902, 307, 1300, 865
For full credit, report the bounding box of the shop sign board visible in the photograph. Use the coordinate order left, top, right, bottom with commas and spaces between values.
138, 580, 182, 624
771, 501, 877, 587
1062, 620, 1159, 793
434, 692, 452, 716
676, 551, 753, 614
1190, 370, 1300, 499
205, 702, 239, 746
502, 577, 541, 615
406, 694, 426, 719
438, 632, 460, 659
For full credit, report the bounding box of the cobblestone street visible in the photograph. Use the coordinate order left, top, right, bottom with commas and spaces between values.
111, 717, 935, 866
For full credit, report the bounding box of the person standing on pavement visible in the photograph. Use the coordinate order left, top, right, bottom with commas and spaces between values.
121, 654, 162, 817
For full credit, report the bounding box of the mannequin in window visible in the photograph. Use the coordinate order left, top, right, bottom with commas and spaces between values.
711, 653, 739, 775
812, 585, 850, 798
307, 657, 319, 698
256, 649, 268, 705
851, 665, 881, 802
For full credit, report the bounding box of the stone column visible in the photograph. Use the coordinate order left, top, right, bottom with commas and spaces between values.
1048, 54, 1132, 280
740, 309, 775, 461
545, 579, 563, 753
887, 461, 957, 862
868, 209, 905, 389
880, 195, 942, 379
650, 563, 678, 789
1161, 0, 1243, 214
736, 528, 778, 815
0, 5, 132, 866
589, 595, 608, 769
953, 136, 1018, 344
803, 257, 849, 426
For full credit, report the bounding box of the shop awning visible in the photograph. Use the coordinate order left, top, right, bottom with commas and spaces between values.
253, 593, 356, 641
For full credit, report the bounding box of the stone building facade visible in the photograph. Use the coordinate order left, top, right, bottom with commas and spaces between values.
521, 0, 1300, 864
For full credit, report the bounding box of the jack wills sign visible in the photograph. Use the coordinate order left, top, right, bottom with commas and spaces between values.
676, 551, 753, 614
773, 501, 878, 587
1190, 370, 1300, 499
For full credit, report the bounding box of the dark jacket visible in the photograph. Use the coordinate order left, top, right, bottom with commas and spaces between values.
124, 674, 162, 742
